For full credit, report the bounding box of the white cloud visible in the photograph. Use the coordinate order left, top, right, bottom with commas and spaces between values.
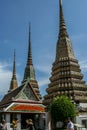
80, 60, 87, 72
0, 61, 22, 100
35, 65, 51, 74
38, 78, 50, 87
35, 64, 51, 93
35, 53, 54, 75
34, 57, 52, 95
38, 77, 49, 96
0, 62, 12, 99
70, 33, 87, 72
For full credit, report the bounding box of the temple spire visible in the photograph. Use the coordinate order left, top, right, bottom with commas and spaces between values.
27, 23, 33, 66
9, 49, 18, 92
43, 1, 87, 106
59, 0, 62, 6
13, 49, 16, 80
23, 24, 36, 81
22, 24, 42, 99
59, 0, 68, 38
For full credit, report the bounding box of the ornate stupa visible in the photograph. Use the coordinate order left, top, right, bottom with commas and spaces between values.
43, 0, 87, 106
9, 49, 18, 92
22, 24, 42, 99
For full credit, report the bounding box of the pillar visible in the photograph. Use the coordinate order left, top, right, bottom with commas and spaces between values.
46, 112, 52, 130
17, 114, 21, 130
39, 113, 46, 130
5, 113, 11, 130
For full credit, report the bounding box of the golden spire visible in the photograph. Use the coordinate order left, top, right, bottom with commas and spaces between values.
9, 49, 18, 92
59, 0, 62, 6
23, 23, 36, 81
59, 0, 68, 38
27, 23, 33, 66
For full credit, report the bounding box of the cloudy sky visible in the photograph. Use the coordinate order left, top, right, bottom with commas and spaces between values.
0, 0, 87, 99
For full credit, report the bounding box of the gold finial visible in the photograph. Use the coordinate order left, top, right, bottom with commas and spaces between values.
59, 0, 62, 6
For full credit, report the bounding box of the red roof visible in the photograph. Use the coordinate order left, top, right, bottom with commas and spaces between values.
9, 104, 45, 112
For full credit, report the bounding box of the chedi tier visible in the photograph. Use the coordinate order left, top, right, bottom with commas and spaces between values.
43, 0, 87, 106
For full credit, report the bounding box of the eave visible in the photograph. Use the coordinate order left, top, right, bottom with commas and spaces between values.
0, 102, 46, 113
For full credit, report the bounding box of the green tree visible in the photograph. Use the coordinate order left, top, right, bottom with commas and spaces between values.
50, 96, 77, 123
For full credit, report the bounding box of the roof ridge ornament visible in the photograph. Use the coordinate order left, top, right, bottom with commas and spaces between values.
27, 23, 33, 65
13, 49, 16, 80
59, 0, 69, 38
59, 0, 62, 6
23, 23, 36, 82
9, 49, 18, 92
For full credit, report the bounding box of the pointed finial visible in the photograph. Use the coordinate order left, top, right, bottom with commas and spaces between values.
13, 49, 16, 80
9, 49, 18, 92
59, 0, 68, 38
29, 22, 31, 43
27, 23, 33, 66
22, 24, 36, 82
59, 0, 62, 6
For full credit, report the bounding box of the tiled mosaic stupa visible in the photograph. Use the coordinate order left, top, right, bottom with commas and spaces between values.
43, 0, 87, 106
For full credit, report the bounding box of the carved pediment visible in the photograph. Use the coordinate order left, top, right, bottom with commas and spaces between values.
23, 84, 38, 101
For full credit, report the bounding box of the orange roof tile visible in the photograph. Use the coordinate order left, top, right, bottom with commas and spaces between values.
10, 104, 45, 112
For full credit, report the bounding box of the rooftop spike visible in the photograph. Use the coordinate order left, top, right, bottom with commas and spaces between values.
23, 24, 36, 81
9, 49, 18, 92
27, 23, 33, 66
22, 24, 42, 99
12, 49, 16, 80
59, 0, 62, 6
59, 0, 68, 38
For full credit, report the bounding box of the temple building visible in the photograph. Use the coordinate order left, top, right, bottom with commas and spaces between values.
0, 25, 46, 130
43, 0, 87, 128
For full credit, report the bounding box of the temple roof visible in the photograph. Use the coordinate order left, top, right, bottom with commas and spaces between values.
0, 78, 41, 109
3, 102, 45, 113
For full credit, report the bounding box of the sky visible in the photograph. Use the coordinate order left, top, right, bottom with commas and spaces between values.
0, 0, 87, 99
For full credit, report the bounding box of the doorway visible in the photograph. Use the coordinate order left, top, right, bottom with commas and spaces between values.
21, 113, 35, 129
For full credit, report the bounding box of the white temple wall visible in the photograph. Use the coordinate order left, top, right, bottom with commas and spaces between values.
80, 103, 87, 108
76, 114, 87, 130
5, 113, 10, 130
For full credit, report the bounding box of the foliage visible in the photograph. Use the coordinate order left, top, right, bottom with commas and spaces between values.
50, 96, 77, 123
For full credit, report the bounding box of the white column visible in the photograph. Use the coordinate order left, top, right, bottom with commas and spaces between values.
45, 112, 48, 130
17, 114, 21, 130
48, 112, 52, 130
46, 112, 52, 130
5, 113, 11, 130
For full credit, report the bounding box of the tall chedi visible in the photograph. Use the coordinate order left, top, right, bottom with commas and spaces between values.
43, 0, 87, 106
9, 49, 18, 92
22, 24, 42, 99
